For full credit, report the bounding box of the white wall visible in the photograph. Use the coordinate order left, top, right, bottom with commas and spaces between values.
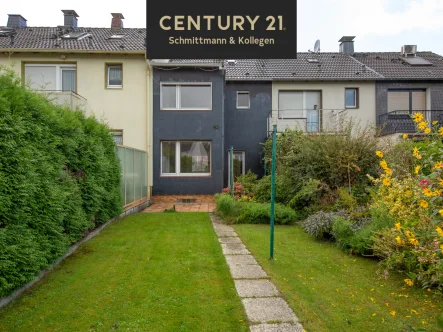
271, 81, 377, 132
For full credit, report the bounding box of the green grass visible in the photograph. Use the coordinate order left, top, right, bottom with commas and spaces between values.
234, 224, 443, 332
0, 213, 248, 332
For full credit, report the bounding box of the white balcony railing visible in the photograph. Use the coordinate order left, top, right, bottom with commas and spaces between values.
35, 90, 88, 111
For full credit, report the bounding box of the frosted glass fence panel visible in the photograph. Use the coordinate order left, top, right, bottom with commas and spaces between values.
116, 146, 148, 206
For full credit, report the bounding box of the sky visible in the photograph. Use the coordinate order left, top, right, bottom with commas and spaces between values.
1, 0, 442, 55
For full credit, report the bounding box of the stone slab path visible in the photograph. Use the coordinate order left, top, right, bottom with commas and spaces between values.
211, 215, 304, 332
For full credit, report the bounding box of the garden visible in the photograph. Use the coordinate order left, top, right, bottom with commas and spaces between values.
215, 118, 443, 330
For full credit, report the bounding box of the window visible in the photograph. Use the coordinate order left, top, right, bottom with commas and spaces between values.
24, 64, 77, 92
237, 91, 250, 109
278, 90, 321, 132
228, 151, 245, 183
107, 64, 123, 88
345, 88, 359, 108
160, 83, 212, 110
111, 130, 123, 145
387, 89, 426, 112
161, 141, 211, 176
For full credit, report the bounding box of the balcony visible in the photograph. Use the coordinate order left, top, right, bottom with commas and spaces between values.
36, 90, 88, 111
267, 109, 348, 136
267, 109, 321, 136
378, 110, 443, 136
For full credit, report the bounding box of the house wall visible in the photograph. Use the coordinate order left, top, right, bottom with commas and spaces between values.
271, 81, 376, 131
375, 81, 443, 125
152, 67, 225, 195
224, 81, 271, 187
0, 52, 148, 151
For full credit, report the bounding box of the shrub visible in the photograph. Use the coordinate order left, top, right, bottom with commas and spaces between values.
253, 174, 295, 204
236, 170, 258, 195
237, 202, 296, 225
370, 114, 443, 291
263, 118, 379, 192
214, 194, 297, 225
301, 210, 348, 240
0, 67, 122, 296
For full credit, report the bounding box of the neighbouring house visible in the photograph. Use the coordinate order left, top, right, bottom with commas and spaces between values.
0, 11, 152, 207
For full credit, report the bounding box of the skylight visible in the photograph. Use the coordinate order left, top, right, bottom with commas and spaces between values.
61, 32, 91, 40
307, 59, 319, 63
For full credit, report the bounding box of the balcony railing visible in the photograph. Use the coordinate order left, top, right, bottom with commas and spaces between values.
378, 110, 443, 136
267, 109, 321, 136
35, 90, 88, 111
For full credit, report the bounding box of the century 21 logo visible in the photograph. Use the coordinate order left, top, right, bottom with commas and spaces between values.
159, 16, 285, 31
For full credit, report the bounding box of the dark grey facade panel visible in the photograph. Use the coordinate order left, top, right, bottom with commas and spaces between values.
152, 68, 225, 195
224, 82, 272, 187
376, 81, 443, 125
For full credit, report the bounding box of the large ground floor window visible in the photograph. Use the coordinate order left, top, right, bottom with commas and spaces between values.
161, 141, 211, 176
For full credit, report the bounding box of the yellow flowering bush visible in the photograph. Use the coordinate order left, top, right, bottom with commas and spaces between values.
371, 113, 443, 292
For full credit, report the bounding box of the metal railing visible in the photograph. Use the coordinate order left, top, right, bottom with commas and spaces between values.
378, 110, 443, 136
267, 109, 321, 135
116, 145, 148, 207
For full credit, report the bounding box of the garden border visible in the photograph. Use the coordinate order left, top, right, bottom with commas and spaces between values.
0, 199, 151, 309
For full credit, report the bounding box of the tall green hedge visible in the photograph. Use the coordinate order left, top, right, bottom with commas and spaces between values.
0, 67, 122, 297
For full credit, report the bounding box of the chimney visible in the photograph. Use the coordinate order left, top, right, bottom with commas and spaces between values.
7, 14, 27, 28
111, 13, 124, 30
339, 36, 355, 54
62, 10, 79, 28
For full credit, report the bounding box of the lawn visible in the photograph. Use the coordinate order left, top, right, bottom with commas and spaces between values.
0, 213, 248, 332
234, 224, 443, 332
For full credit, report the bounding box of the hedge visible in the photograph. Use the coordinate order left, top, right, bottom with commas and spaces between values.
0, 67, 122, 296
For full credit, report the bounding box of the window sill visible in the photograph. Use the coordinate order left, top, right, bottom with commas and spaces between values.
106, 86, 123, 90
236, 107, 250, 110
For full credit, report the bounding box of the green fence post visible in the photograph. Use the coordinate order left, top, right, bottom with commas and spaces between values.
230, 146, 234, 197
270, 125, 277, 259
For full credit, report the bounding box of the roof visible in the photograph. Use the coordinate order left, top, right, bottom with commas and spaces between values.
351, 52, 443, 80
0, 27, 146, 53
224, 54, 384, 81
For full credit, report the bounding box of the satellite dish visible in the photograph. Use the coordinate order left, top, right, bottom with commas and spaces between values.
314, 40, 321, 53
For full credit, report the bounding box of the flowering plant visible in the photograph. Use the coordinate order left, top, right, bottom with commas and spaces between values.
371, 113, 443, 292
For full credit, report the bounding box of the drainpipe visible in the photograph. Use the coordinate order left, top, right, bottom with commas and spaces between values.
146, 59, 153, 198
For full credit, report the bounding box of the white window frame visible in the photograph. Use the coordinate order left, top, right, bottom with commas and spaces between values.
160, 82, 212, 111
160, 141, 212, 177
107, 64, 123, 89
228, 150, 246, 184
111, 129, 123, 145
24, 64, 77, 91
278, 90, 321, 119
236, 91, 250, 109
345, 88, 358, 108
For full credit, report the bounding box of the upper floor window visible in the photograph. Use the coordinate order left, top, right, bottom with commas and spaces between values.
24, 64, 77, 92
388, 89, 426, 112
111, 129, 123, 145
345, 88, 359, 108
237, 91, 250, 109
106, 64, 123, 89
160, 83, 212, 110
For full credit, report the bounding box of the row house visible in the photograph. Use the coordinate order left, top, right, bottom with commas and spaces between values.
2, 12, 443, 197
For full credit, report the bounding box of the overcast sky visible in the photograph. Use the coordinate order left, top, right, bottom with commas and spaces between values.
1, 0, 442, 55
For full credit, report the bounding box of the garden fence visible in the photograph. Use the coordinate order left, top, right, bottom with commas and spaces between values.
116, 145, 148, 207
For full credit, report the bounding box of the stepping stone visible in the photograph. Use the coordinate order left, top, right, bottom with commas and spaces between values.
215, 230, 238, 237
229, 264, 267, 279
219, 237, 242, 244
234, 280, 279, 298
250, 323, 304, 332
213, 224, 234, 232
242, 298, 298, 324
225, 255, 258, 266
222, 243, 250, 255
